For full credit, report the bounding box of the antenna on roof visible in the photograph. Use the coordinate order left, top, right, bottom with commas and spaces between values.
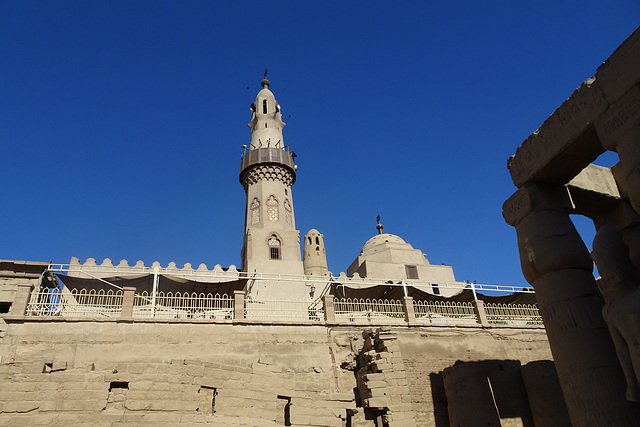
247, 86, 254, 102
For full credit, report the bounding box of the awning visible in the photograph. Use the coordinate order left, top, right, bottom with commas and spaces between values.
55, 274, 248, 295
329, 283, 537, 305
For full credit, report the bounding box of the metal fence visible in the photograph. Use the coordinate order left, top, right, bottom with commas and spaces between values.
485, 303, 543, 326
26, 288, 123, 318
413, 300, 478, 325
334, 298, 405, 323
133, 291, 233, 320
22, 287, 543, 328
245, 297, 324, 322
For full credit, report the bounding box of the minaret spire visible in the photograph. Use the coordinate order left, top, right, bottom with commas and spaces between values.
239, 75, 305, 297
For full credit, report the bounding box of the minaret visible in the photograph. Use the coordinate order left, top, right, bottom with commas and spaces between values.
239, 74, 305, 296
303, 229, 329, 276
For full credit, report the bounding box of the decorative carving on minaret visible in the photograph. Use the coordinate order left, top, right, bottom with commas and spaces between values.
250, 198, 260, 225
241, 165, 295, 190
267, 195, 279, 221
284, 199, 292, 226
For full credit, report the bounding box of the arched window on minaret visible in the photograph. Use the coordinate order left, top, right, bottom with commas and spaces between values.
284, 199, 292, 226
250, 198, 260, 225
267, 195, 279, 221
263, 99, 268, 114
268, 234, 281, 260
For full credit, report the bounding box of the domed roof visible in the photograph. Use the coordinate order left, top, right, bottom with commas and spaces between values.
361, 233, 413, 254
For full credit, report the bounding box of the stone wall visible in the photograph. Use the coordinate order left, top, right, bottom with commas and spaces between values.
0, 320, 553, 426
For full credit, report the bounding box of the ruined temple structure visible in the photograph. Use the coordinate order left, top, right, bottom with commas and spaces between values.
0, 28, 638, 425
502, 27, 640, 426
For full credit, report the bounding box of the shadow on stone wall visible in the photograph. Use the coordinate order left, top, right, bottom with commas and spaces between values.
429, 372, 450, 427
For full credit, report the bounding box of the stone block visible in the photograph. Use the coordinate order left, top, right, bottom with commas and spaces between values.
363, 372, 385, 382
364, 397, 389, 409
508, 79, 607, 188
366, 380, 388, 389
595, 85, 640, 150
567, 164, 621, 218
596, 28, 640, 105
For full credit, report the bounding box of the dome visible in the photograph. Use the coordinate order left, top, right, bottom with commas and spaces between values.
361, 233, 413, 254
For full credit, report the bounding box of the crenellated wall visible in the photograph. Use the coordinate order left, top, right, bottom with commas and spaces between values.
65, 257, 240, 280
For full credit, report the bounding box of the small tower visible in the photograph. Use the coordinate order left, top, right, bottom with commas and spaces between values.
303, 229, 329, 276
239, 74, 305, 297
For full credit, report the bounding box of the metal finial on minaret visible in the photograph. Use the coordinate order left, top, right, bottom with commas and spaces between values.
376, 215, 384, 234
262, 67, 270, 88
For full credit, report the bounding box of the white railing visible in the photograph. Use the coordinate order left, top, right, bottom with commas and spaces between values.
334, 298, 405, 323
413, 300, 478, 325
245, 297, 324, 322
133, 291, 233, 320
485, 303, 543, 326
21, 286, 544, 328
26, 288, 123, 318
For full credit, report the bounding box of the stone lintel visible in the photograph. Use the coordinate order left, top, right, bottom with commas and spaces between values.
508, 28, 640, 189
566, 164, 621, 218
508, 78, 607, 188
596, 27, 640, 108
595, 85, 640, 150
503, 183, 573, 226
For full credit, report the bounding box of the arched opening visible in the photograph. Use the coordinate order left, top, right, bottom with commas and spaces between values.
263, 99, 268, 114
268, 234, 281, 260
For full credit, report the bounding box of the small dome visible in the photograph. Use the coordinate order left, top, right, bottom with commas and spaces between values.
361, 233, 412, 254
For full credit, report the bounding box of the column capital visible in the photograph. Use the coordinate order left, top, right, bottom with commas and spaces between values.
503, 183, 573, 226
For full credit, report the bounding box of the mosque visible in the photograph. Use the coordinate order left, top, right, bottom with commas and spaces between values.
2, 24, 639, 423
238, 73, 468, 303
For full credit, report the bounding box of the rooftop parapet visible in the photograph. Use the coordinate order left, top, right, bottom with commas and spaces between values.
65, 257, 239, 280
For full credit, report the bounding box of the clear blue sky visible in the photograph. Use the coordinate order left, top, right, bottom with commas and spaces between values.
2, 1, 638, 287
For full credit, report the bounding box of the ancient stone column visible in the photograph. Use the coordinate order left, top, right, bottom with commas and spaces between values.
520, 360, 571, 427
503, 182, 640, 426
443, 362, 501, 426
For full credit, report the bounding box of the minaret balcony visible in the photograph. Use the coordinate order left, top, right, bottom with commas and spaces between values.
239, 147, 296, 179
